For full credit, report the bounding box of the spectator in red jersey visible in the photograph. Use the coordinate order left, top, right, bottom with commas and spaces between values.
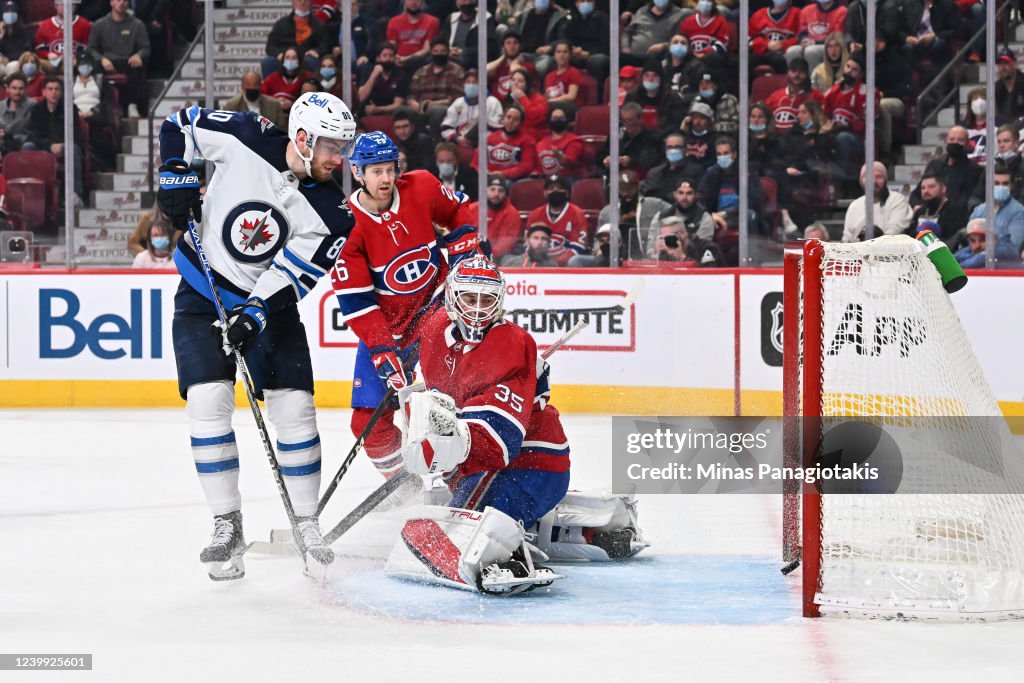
264, 0, 329, 76
625, 60, 687, 134
408, 38, 465, 137
35, 0, 92, 68
543, 41, 583, 116
503, 68, 548, 141
470, 174, 522, 260
678, 0, 730, 57
387, 0, 440, 73
535, 105, 586, 180
749, 0, 801, 75
811, 31, 847, 93
487, 31, 536, 100
357, 42, 409, 116
432, 140, 478, 202
525, 174, 590, 265
786, 0, 847, 73
261, 46, 307, 113
88, 0, 150, 118
473, 104, 536, 181
822, 56, 880, 193
312, 0, 336, 23
10, 52, 44, 99
662, 34, 702, 98
765, 57, 825, 133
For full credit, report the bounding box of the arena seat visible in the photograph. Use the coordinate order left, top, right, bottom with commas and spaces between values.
509, 178, 545, 219
3, 151, 57, 224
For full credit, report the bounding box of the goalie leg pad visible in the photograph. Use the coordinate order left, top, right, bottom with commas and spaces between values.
265, 389, 321, 518
386, 505, 562, 594
534, 492, 650, 562
186, 380, 241, 515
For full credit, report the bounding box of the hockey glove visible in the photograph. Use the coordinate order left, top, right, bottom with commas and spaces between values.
441, 225, 480, 268
400, 389, 470, 476
370, 345, 411, 390
215, 299, 268, 354
157, 159, 203, 230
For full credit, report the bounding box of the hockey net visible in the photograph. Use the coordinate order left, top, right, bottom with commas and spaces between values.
783, 236, 1024, 620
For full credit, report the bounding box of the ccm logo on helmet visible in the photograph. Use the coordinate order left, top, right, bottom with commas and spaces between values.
383, 245, 439, 295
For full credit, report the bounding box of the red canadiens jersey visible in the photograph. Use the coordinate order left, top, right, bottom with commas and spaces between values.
799, 3, 847, 44
417, 308, 570, 475
535, 132, 586, 178
679, 13, 730, 56
386, 13, 441, 57
472, 129, 537, 181
765, 86, 825, 131
332, 170, 476, 349
543, 66, 583, 105
824, 81, 879, 135
34, 15, 92, 59
749, 7, 800, 54
525, 203, 590, 266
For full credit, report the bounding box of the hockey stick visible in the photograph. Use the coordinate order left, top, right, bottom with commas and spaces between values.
185, 218, 313, 568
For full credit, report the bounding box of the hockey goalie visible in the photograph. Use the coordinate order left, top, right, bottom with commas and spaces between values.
385, 257, 648, 594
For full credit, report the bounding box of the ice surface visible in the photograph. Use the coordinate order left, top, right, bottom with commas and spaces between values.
1, 410, 1023, 682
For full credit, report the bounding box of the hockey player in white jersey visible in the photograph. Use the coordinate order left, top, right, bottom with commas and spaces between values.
157, 92, 356, 580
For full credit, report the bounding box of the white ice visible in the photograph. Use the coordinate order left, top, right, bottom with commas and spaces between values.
1, 409, 1023, 682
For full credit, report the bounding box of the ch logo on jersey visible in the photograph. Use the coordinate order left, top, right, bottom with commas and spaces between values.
766, 30, 792, 42
547, 233, 569, 257
383, 245, 439, 294
691, 37, 712, 53
538, 151, 560, 174
774, 107, 798, 126
490, 143, 520, 165
222, 201, 289, 263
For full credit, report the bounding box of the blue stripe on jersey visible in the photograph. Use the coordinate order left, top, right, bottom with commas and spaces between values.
280, 460, 322, 477
272, 262, 309, 298
336, 289, 378, 318
461, 408, 525, 463
521, 445, 570, 456
191, 433, 237, 447
282, 247, 326, 277
174, 248, 246, 310
195, 458, 240, 473
277, 435, 321, 452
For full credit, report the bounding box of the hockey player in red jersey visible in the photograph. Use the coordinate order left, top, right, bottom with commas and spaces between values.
331, 131, 478, 480
384, 257, 647, 593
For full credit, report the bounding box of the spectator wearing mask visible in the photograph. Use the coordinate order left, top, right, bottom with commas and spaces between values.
501, 223, 559, 267
972, 125, 1024, 204
487, 31, 536, 100
315, 55, 345, 99
509, 0, 569, 77
543, 41, 584, 114
750, 0, 801, 74
408, 38, 465, 136
535, 105, 585, 179
470, 174, 521, 259
698, 136, 764, 235
968, 165, 1024, 252
473, 104, 536, 181
621, 0, 686, 65
441, 0, 496, 70
0, 3, 31, 67
262, 46, 308, 113
11, 51, 45, 99
659, 177, 714, 243
953, 218, 1022, 269
222, 71, 287, 129
391, 110, 434, 171
357, 42, 409, 116
601, 100, 662, 176
778, 98, 835, 232
678, 100, 717, 171
910, 125, 982, 210
568, 222, 613, 267
598, 169, 671, 258
526, 174, 590, 265
961, 87, 989, 163
748, 102, 782, 179
72, 53, 103, 119
842, 161, 913, 242
132, 220, 175, 268
811, 32, 847, 93
386, 0, 440, 73
0, 72, 31, 152
34, 0, 92, 66
88, 0, 150, 117
641, 129, 705, 202
995, 48, 1024, 126
432, 140, 478, 201
765, 57, 824, 133
662, 34, 702, 97
440, 68, 502, 145
565, 0, 610, 84
912, 173, 967, 239
626, 60, 687, 134
128, 200, 178, 255
503, 68, 548, 141
265, 0, 329, 75
679, 0, 730, 57
693, 70, 738, 135
787, 0, 847, 72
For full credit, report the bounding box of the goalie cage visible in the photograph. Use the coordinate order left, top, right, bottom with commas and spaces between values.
782, 236, 1024, 620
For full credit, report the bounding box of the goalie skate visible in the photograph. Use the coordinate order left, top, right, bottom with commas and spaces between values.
478, 548, 563, 595
200, 511, 246, 581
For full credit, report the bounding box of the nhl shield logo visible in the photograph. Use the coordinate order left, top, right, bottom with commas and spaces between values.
760, 292, 784, 367
222, 201, 289, 263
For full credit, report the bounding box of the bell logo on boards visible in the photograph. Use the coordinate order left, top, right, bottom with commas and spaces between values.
38, 289, 163, 360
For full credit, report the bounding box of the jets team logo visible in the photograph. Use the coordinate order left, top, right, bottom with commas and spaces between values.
383, 245, 439, 294
222, 201, 289, 263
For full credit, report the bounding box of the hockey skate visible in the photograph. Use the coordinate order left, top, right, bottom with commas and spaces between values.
478, 546, 562, 596
295, 516, 334, 581
200, 511, 246, 581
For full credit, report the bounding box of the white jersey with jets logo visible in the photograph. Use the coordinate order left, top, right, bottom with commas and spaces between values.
160, 106, 354, 310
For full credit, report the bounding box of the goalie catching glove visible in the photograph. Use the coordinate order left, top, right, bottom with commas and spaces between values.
398, 385, 471, 476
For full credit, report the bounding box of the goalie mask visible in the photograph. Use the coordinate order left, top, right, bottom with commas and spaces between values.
444, 257, 504, 345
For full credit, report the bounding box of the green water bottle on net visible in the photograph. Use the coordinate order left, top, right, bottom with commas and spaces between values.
916, 225, 967, 293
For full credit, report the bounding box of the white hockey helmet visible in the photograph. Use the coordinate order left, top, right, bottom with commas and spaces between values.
444, 256, 505, 345
288, 91, 357, 177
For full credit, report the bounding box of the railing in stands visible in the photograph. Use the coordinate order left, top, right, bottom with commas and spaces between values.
916, 0, 1013, 138
147, 25, 209, 197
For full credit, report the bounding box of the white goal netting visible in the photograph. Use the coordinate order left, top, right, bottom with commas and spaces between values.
802, 236, 1024, 619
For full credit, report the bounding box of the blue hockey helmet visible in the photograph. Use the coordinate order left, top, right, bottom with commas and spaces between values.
348, 131, 400, 179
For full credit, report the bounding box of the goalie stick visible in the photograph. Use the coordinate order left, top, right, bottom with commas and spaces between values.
247, 283, 641, 555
